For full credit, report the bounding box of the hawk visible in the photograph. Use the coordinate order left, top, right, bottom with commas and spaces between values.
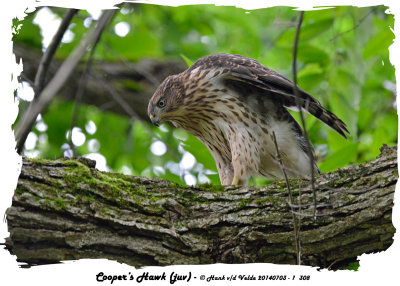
148, 53, 349, 185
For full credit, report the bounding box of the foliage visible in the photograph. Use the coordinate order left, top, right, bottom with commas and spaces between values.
339, 261, 360, 271
13, 4, 396, 186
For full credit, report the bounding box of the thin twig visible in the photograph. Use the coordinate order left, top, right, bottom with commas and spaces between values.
87, 71, 154, 136
330, 7, 377, 42
34, 9, 79, 96
290, 10, 311, 265
272, 131, 301, 265
15, 9, 117, 153
290, 210, 334, 217
19, 73, 35, 87
269, 156, 307, 178
88, 72, 140, 122
49, 7, 87, 20
266, 14, 299, 50
327, 259, 341, 270
291, 11, 317, 221
296, 179, 302, 250
103, 43, 160, 87
288, 201, 333, 209
97, 101, 117, 112
67, 14, 110, 156
272, 131, 292, 200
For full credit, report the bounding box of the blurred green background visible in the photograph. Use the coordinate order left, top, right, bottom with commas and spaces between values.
13, 4, 397, 186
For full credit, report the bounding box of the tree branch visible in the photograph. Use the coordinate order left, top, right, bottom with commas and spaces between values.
15, 9, 116, 153
4, 145, 397, 269
13, 43, 186, 122
34, 9, 79, 96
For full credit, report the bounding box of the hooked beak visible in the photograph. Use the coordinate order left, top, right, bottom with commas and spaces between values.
149, 113, 160, 127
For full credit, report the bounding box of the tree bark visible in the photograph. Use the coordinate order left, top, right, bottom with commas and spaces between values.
14, 43, 186, 122
4, 145, 397, 269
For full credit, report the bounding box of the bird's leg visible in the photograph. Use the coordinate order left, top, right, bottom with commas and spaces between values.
231, 175, 240, 185
230, 153, 249, 185
229, 134, 250, 186
231, 174, 247, 185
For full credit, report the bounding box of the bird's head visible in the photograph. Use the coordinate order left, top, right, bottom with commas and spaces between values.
148, 75, 185, 127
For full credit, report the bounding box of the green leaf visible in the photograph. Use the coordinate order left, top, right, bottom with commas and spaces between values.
13, 13, 43, 49
180, 53, 194, 67
339, 261, 359, 271
319, 143, 358, 172
328, 68, 362, 139
298, 44, 329, 65
363, 28, 394, 59
298, 63, 323, 78
301, 18, 334, 41
42, 100, 74, 158
277, 17, 334, 46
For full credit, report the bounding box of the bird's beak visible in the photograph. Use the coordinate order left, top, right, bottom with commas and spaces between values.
149, 113, 160, 127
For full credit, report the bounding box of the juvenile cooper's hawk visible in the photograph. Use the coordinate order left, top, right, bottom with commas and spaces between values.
148, 53, 349, 185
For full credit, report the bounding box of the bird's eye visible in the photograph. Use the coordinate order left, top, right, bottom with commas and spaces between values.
157, 98, 166, 108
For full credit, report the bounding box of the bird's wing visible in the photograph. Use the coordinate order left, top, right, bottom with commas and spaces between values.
191, 53, 350, 138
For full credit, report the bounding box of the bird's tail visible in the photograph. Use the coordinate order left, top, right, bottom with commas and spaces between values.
306, 102, 349, 139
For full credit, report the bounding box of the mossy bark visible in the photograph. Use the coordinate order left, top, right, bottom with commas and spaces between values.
4, 145, 397, 269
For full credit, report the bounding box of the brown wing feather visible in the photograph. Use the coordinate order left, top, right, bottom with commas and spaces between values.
189, 53, 350, 138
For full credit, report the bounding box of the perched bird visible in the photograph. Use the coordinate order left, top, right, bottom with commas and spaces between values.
148, 53, 349, 185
